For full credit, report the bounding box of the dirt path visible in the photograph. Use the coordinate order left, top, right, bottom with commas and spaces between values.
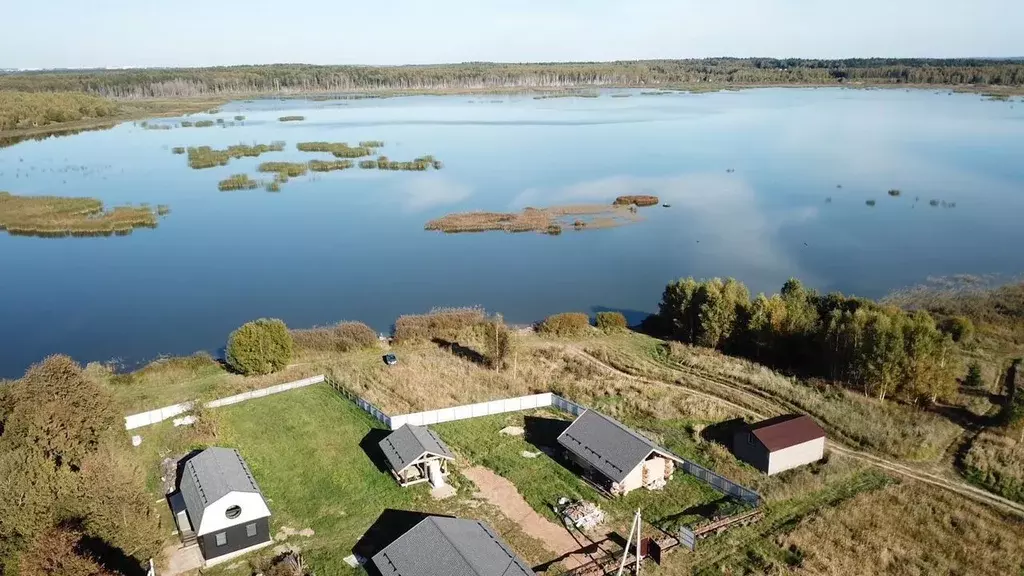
462, 466, 606, 569
570, 348, 1024, 518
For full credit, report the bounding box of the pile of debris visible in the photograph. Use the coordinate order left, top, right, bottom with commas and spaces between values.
558, 498, 606, 531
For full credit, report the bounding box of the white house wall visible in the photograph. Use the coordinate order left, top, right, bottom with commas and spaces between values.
767, 437, 825, 475
197, 491, 271, 536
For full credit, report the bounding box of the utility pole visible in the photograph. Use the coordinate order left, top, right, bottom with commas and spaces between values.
617, 509, 642, 576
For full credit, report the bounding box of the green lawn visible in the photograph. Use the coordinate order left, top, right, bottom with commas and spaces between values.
139, 385, 553, 576
433, 410, 723, 535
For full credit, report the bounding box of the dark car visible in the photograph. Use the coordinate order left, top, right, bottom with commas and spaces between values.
383, 353, 398, 366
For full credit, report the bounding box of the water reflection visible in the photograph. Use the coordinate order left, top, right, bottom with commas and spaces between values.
513, 172, 819, 287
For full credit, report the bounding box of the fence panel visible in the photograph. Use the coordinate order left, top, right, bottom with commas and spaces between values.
680, 460, 761, 506
678, 527, 696, 551
125, 375, 327, 430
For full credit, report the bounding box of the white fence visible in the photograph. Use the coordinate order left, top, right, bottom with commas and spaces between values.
390, 393, 553, 429
124, 374, 325, 430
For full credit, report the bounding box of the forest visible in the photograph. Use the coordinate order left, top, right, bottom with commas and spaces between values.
1, 58, 1022, 98
654, 277, 968, 405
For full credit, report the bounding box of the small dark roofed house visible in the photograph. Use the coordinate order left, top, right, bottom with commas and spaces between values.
556, 409, 683, 495
170, 447, 272, 566
733, 415, 826, 475
371, 516, 533, 576
379, 424, 455, 488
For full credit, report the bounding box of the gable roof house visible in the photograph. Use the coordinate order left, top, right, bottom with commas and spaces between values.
732, 415, 826, 475
556, 409, 683, 495
170, 447, 272, 566
371, 516, 533, 576
379, 424, 455, 488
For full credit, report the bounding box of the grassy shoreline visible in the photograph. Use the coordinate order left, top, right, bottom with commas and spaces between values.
0, 97, 226, 142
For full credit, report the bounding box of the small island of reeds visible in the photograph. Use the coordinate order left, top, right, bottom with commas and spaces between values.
0, 191, 160, 237
613, 195, 659, 207
368, 155, 443, 171
257, 162, 309, 177
171, 147, 185, 154
279, 116, 306, 122
186, 142, 285, 169
308, 159, 354, 172
217, 174, 261, 191
888, 189, 902, 197
425, 204, 645, 235
296, 141, 378, 158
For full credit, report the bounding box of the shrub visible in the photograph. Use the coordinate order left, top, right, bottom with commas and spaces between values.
964, 361, 984, 388
538, 312, 591, 337
226, 318, 293, 375
482, 315, 516, 370
292, 321, 378, 353
939, 315, 974, 343
393, 307, 487, 343
596, 311, 628, 332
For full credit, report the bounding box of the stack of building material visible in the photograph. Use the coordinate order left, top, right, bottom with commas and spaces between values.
560, 500, 606, 531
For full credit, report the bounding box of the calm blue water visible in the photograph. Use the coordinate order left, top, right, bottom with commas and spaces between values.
1, 88, 1023, 377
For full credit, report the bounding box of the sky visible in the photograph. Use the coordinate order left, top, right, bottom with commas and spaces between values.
3, 0, 1023, 69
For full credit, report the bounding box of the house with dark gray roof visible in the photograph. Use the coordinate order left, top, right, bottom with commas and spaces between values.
733, 414, 825, 475
557, 409, 683, 495
170, 447, 272, 565
371, 516, 533, 576
379, 424, 455, 488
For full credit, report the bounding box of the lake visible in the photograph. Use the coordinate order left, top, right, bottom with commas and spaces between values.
1, 88, 1023, 377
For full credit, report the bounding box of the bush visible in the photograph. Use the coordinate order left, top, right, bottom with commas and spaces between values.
538, 312, 591, 337
596, 311, 628, 332
226, 318, 293, 375
482, 315, 516, 370
939, 315, 975, 343
292, 321, 378, 353
964, 361, 984, 388
393, 307, 486, 342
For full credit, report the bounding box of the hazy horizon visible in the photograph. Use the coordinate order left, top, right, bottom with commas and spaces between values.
4, 0, 1022, 70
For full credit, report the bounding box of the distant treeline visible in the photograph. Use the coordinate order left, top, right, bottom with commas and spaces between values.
1, 59, 1023, 98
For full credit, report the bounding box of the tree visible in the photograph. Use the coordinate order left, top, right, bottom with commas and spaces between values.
964, 361, 984, 388
694, 278, 749, 350
659, 277, 701, 343
0, 446, 63, 564
856, 311, 906, 401
73, 444, 162, 561
482, 315, 516, 371
2, 355, 118, 469
18, 526, 111, 576
226, 318, 294, 375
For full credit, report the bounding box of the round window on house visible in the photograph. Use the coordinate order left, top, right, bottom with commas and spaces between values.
225, 505, 242, 519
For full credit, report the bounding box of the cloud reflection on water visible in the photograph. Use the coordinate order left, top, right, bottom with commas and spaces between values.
400, 174, 473, 213
513, 172, 820, 291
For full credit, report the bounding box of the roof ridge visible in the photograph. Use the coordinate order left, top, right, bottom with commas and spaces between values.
431, 517, 479, 574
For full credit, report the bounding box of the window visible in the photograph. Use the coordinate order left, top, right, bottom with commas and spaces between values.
246, 523, 257, 538
215, 533, 227, 547
225, 505, 242, 519
747, 433, 755, 446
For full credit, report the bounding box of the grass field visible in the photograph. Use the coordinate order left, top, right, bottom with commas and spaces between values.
138, 385, 556, 576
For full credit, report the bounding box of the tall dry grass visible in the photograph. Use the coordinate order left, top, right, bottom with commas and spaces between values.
782, 482, 1024, 576
963, 430, 1024, 503
392, 307, 487, 343
292, 321, 379, 353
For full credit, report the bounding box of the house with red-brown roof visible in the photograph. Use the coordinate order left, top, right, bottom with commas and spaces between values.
732, 415, 825, 475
